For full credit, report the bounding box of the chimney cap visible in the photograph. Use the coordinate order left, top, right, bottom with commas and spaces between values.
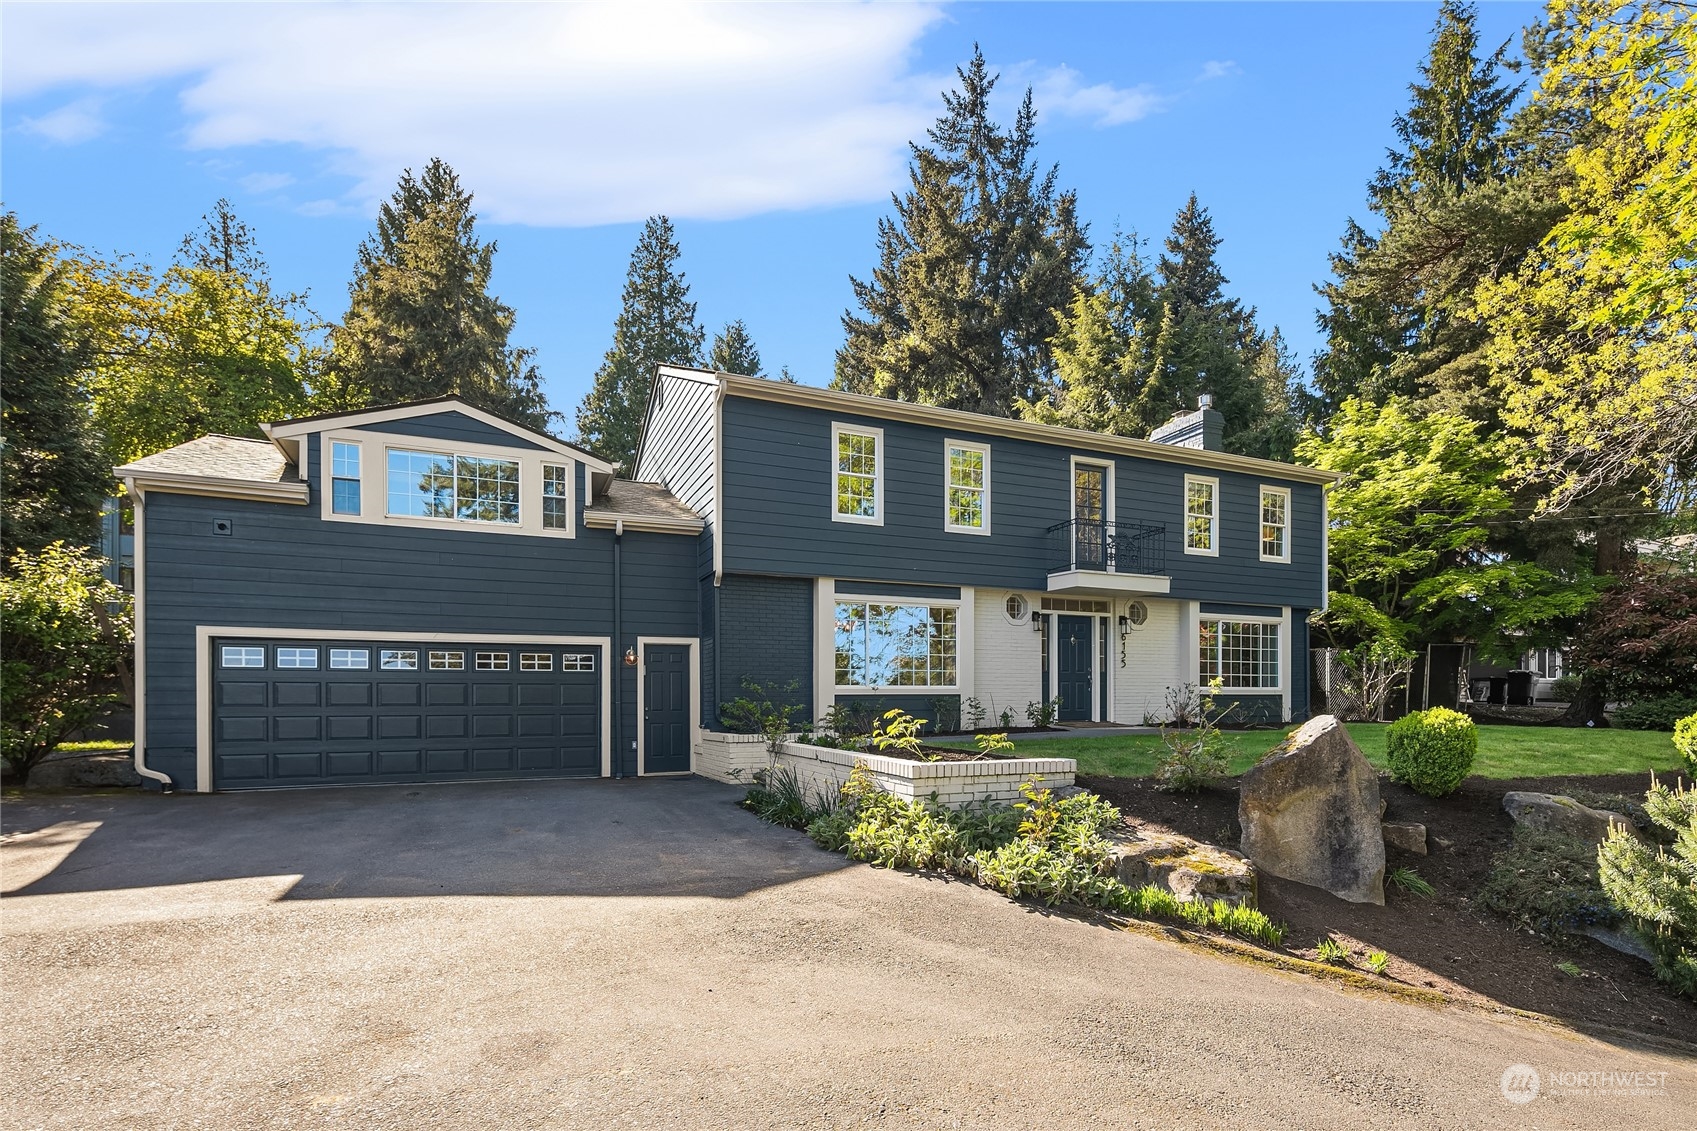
1198, 394, 1214, 411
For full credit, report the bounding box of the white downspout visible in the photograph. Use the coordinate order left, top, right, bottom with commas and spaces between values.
125, 481, 173, 790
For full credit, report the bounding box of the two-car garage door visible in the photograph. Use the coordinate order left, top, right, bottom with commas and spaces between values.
212, 637, 603, 789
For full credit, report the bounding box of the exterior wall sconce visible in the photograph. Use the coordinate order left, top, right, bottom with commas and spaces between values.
623, 647, 638, 667
1032, 612, 1045, 633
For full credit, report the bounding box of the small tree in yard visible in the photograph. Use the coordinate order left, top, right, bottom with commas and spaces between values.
1, 543, 132, 786
1336, 637, 1417, 721
1155, 680, 1235, 792
1598, 779, 1697, 999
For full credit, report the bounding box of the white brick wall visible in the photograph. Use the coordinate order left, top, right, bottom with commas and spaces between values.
771, 741, 1074, 808
1112, 597, 1186, 725
694, 731, 779, 784
972, 590, 1047, 726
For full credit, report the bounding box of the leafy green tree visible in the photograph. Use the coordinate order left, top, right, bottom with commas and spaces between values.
834, 46, 1089, 416
709, 319, 762, 376
0, 215, 109, 562
331, 159, 550, 429
1478, 0, 1696, 511
1298, 397, 1595, 657
0, 543, 132, 786
576, 215, 705, 469
69, 200, 320, 464
1598, 779, 1697, 998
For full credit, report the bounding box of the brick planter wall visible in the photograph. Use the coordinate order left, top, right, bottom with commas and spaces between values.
695, 731, 778, 784
770, 740, 1074, 808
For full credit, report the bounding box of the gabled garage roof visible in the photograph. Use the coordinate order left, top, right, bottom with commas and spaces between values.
115, 435, 310, 503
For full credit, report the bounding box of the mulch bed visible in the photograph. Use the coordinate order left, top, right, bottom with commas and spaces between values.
1079, 769, 1697, 1046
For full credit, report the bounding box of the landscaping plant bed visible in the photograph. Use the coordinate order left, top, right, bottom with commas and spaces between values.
1079, 769, 1697, 1045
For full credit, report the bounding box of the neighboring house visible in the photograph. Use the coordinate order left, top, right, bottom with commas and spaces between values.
119, 370, 1337, 793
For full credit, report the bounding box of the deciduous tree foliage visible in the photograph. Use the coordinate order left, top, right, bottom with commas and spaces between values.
331, 160, 550, 429
73, 203, 319, 464
1568, 571, 1697, 704
834, 47, 1088, 416
709, 319, 762, 376
0, 215, 109, 562
576, 215, 704, 469
0, 543, 132, 786
1298, 397, 1595, 657
1479, 0, 1696, 511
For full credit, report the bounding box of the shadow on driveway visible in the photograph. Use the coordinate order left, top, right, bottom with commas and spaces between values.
2, 776, 847, 901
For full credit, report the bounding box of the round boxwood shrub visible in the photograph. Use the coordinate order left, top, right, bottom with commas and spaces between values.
1386, 707, 1477, 797
1675, 712, 1697, 777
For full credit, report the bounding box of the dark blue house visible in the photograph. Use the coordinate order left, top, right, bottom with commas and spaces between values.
119, 370, 1336, 792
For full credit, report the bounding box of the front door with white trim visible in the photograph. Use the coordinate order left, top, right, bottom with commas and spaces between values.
642, 643, 692, 773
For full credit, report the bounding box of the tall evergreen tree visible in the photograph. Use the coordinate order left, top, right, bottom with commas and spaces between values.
834, 46, 1089, 416
330, 159, 550, 429
576, 216, 704, 468
0, 214, 109, 563
1313, 0, 1533, 417
709, 320, 762, 376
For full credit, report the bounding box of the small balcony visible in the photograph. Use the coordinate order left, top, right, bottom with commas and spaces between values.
1044, 520, 1171, 596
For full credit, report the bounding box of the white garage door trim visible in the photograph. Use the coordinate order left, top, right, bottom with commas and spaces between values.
195, 625, 613, 793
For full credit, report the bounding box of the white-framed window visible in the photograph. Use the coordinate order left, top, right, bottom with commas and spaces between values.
387, 448, 520, 525
1004, 593, 1029, 624
542, 464, 570, 530
330, 648, 370, 670
380, 649, 418, 670
429, 650, 465, 670
1184, 474, 1219, 556
276, 647, 319, 669
331, 441, 361, 516
562, 652, 596, 671
833, 601, 958, 689
475, 651, 510, 671
944, 440, 990, 534
519, 652, 553, 671
831, 423, 882, 525
220, 645, 264, 668
1260, 486, 1290, 563
1199, 619, 1280, 690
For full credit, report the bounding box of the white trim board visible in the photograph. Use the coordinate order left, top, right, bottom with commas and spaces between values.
635, 636, 701, 776
265, 398, 613, 473
194, 626, 614, 793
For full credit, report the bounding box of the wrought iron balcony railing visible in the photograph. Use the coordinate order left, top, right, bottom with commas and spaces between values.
1045, 520, 1167, 576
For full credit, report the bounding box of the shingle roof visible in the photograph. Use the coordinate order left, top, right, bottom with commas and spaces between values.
118, 435, 298, 483
598, 480, 701, 525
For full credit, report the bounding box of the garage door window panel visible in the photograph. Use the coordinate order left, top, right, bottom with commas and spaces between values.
381, 650, 419, 670
221, 646, 265, 668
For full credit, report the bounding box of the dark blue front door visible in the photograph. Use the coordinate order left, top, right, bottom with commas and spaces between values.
643, 644, 691, 773
1057, 615, 1093, 722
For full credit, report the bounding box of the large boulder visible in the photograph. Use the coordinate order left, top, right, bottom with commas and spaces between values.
1502, 792, 1644, 845
1238, 715, 1385, 905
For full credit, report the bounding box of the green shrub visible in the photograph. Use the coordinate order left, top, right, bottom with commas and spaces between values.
741, 764, 833, 830
1598, 779, 1697, 999
1614, 696, 1697, 732
1315, 937, 1350, 965
1671, 713, 1697, 774
1365, 950, 1391, 975
1480, 828, 1618, 933
1154, 680, 1236, 792
1550, 672, 1583, 703
1385, 707, 1477, 797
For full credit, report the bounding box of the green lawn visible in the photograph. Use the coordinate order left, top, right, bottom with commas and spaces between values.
941, 724, 1684, 781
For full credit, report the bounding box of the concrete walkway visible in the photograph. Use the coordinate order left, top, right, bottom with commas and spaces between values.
3, 778, 1690, 1129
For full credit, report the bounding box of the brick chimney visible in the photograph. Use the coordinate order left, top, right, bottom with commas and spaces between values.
1149, 394, 1224, 451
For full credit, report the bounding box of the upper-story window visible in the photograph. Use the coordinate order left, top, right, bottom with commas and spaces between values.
1184, 474, 1219, 556
944, 441, 990, 534
832, 423, 882, 525
331, 442, 361, 515
542, 464, 570, 530
1260, 486, 1290, 563
387, 449, 519, 525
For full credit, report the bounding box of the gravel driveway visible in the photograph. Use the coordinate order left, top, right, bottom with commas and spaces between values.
3, 777, 1691, 1129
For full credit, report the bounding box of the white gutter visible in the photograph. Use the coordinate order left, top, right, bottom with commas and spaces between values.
112, 469, 310, 505
123, 480, 174, 790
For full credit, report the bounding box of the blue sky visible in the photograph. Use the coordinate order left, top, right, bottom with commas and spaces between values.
2, 1, 1541, 427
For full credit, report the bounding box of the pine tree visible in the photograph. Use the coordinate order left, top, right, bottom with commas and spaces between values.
330, 159, 550, 429
834, 46, 1089, 416
1313, 0, 1531, 416
180, 198, 269, 281
0, 214, 110, 563
576, 216, 704, 468
709, 320, 762, 376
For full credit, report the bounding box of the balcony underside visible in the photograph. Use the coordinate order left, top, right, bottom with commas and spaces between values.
1047, 569, 1172, 597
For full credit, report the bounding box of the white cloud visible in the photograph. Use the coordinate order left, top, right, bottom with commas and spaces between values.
239, 171, 295, 194
1198, 60, 1241, 82
17, 96, 107, 144
1029, 65, 1166, 128
3, 2, 953, 225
